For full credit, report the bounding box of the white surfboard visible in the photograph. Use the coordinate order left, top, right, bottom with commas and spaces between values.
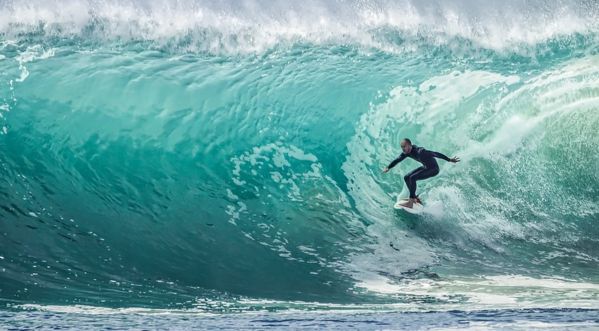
394, 197, 425, 214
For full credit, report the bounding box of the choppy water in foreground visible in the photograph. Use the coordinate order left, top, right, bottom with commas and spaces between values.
2, 307, 599, 330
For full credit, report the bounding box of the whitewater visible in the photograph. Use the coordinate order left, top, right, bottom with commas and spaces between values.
0, 0, 598, 329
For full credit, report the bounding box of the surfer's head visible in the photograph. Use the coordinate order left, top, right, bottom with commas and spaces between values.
401, 138, 412, 154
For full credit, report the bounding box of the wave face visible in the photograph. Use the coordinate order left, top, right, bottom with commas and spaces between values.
1, 0, 598, 310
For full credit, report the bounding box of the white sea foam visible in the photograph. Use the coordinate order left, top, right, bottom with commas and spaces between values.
17, 275, 599, 314
1, 0, 597, 53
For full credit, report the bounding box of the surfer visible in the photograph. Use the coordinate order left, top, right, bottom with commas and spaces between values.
383, 138, 460, 208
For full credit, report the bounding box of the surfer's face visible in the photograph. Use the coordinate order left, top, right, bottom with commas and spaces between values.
401, 141, 412, 154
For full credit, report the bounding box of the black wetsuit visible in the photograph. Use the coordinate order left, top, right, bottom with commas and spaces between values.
387, 145, 450, 199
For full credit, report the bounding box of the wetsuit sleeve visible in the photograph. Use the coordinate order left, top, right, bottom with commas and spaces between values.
430, 151, 450, 161
387, 154, 407, 169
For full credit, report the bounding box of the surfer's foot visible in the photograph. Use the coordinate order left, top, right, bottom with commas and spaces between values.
400, 200, 414, 208
409, 198, 420, 203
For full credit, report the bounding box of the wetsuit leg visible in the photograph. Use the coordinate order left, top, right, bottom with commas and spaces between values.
404, 167, 425, 198
404, 167, 439, 199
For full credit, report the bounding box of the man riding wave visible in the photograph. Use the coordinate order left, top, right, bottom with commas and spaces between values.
383, 138, 460, 209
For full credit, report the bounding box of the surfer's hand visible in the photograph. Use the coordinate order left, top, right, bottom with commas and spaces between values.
382, 167, 389, 173
449, 157, 460, 163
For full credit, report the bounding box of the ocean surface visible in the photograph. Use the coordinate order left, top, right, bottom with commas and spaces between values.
1, 0, 598, 329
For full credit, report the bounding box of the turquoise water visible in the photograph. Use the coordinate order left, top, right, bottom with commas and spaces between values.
1, 0, 599, 329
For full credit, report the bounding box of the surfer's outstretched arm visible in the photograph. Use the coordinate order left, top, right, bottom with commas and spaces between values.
431, 151, 460, 163
430, 151, 450, 161
383, 154, 407, 172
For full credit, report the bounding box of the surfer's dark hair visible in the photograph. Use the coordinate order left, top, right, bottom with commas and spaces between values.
403, 138, 412, 145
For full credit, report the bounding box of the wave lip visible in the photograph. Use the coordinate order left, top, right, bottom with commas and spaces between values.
1, 0, 598, 53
